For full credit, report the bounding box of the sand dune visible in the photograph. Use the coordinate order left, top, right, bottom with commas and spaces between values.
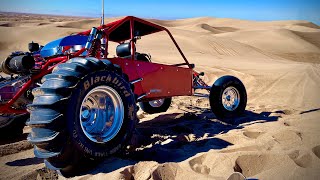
196, 24, 238, 34
217, 29, 320, 52
151, 17, 319, 31
291, 22, 320, 29
56, 19, 101, 29
0, 13, 320, 180
216, 28, 320, 63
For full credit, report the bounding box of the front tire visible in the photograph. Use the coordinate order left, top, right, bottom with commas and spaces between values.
139, 98, 172, 114
27, 57, 136, 176
209, 76, 247, 123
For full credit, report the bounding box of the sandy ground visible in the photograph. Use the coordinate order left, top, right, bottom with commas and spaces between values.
0, 12, 320, 179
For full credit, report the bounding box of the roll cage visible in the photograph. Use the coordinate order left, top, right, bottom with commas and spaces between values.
78, 16, 193, 68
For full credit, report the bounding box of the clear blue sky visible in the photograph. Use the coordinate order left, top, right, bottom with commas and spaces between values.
0, 0, 319, 24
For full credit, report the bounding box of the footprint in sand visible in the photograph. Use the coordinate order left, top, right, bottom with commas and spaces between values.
151, 163, 180, 180
312, 145, 320, 160
288, 150, 312, 168
132, 161, 158, 180
288, 150, 300, 159
119, 166, 134, 180
234, 154, 286, 177
243, 130, 265, 139
272, 130, 302, 149
234, 154, 267, 177
189, 154, 211, 175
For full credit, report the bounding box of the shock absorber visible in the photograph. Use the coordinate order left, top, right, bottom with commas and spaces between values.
86, 27, 102, 57
85, 27, 98, 50
88, 38, 101, 58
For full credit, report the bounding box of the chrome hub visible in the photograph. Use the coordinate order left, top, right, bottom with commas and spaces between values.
148, 99, 165, 107
222, 86, 240, 111
80, 86, 124, 143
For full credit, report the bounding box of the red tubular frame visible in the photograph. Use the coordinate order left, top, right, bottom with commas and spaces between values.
0, 48, 85, 114
0, 16, 208, 115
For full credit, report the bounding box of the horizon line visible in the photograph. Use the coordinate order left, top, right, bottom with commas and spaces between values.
0, 11, 319, 25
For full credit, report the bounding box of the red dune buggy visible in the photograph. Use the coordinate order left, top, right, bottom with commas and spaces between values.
0, 16, 246, 175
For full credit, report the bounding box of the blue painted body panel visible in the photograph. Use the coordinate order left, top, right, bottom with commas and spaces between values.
40, 35, 88, 58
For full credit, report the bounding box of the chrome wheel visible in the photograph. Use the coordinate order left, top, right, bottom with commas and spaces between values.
222, 86, 240, 111
148, 99, 165, 108
80, 86, 124, 143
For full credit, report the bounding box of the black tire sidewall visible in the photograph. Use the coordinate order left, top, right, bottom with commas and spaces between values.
66, 70, 136, 159
0, 114, 28, 138
210, 76, 247, 119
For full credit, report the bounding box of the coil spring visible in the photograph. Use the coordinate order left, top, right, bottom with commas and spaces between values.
88, 39, 101, 57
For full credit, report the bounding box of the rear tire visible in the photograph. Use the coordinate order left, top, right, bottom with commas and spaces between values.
209, 76, 247, 124
0, 114, 28, 138
27, 57, 136, 176
139, 98, 172, 114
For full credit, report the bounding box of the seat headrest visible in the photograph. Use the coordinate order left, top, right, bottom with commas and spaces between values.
116, 43, 131, 57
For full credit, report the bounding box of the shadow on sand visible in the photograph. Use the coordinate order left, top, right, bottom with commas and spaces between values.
6, 157, 43, 166
88, 108, 281, 175
6, 107, 320, 178
0, 133, 28, 145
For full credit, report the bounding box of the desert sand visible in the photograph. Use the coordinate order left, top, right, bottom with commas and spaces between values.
0, 12, 320, 180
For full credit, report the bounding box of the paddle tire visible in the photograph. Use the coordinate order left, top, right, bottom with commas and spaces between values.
139, 98, 172, 114
0, 114, 29, 138
209, 75, 247, 123
27, 57, 136, 176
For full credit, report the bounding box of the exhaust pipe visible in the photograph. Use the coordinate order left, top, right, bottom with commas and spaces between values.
0, 55, 35, 75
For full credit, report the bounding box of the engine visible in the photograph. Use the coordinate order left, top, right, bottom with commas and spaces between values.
0, 41, 39, 108
0, 36, 86, 108
0, 52, 35, 75
0, 41, 43, 75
